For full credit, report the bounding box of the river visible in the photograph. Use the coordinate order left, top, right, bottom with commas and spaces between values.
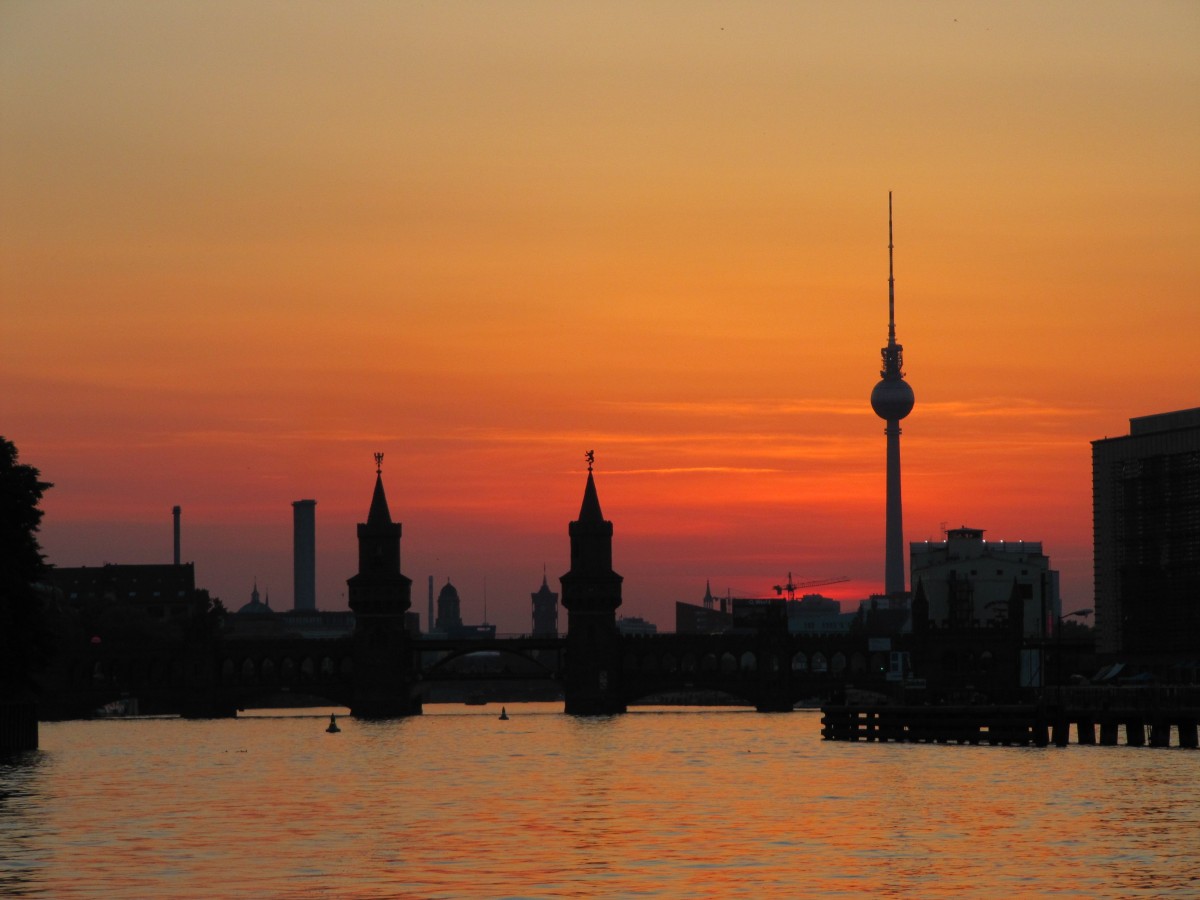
1, 704, 1197, 898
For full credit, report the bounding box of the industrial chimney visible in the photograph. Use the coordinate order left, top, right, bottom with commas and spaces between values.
292, 500, 317, 611
172, 505, 181, 565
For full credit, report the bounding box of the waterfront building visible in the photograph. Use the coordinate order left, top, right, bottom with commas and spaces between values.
910, 527, 1060, 638
1092, 408, 1200, 659
47, 562, 204, 625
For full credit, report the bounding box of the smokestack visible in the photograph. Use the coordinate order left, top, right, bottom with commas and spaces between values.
428, 575, 434, 634
172, 505, 181, 565
292, 500, 317, 611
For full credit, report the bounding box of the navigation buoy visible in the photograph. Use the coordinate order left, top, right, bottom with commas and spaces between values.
326, 713, 341, 733
499, 707, 509, 721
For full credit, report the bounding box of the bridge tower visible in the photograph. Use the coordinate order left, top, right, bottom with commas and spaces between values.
347, 453, 421, 718
560, 452, 626, 715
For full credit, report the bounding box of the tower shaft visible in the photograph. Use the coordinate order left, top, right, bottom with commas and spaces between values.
884, 422, 905, 596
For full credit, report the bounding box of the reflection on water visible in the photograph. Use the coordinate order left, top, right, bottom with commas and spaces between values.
2, 705, 1198, 898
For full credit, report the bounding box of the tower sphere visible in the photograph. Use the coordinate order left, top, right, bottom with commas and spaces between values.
871, 378, 915, 421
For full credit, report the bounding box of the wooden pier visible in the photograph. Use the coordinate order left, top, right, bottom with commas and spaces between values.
821, 686, 1200, 748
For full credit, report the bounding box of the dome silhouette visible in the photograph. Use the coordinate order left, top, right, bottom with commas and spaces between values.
871, 378, 915, 421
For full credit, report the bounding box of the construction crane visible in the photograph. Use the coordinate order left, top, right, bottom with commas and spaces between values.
771, 572, 850, 603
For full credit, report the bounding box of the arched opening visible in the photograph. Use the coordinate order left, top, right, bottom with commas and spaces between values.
701, 653, 718, 672
720, 652, 737, 674
739, 651, 757, 673
681, 653, 697, 673
812, 652, 828, 673
851, 653, 867, 675
240, 658, 257, 684
641, 655, 657, 673
661, 653, 678, 673
792, 652, 808, 672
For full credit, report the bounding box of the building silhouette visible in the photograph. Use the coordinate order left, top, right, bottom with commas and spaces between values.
435, 579, 463, 632
560, 454, 625, 714
292, 499, 316, 611
1093, 408, 1200, 660
47, 563, 203, 626
911, 528, 1060, 637
869, 193, 915, 599
531, 573, 558, 635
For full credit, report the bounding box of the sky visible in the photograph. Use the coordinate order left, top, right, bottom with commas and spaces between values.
3, 1, 1197, 631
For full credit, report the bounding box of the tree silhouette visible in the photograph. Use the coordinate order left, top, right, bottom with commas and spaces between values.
0, 437, 53, 695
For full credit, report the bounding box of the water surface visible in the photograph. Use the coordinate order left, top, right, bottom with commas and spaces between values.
2, 705, 1197, 898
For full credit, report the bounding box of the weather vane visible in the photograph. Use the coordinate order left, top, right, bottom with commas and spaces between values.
374, 452, 384, 474
585, 449, 594, 472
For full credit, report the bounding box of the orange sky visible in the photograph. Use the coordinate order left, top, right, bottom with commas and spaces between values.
3, 2, 1197, 630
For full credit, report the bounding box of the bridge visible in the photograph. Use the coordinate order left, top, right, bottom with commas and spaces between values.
42, 626, 897, 718
38, 459, 900, 719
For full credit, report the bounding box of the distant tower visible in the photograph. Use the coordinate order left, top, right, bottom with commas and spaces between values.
347, 453, 419, 717
172, 505, 181, 565
531, 569, 559, 636
560, 451, 625, 715
869, 193, 916, 598
292, 499, 317, 610
436, 580, 463, 633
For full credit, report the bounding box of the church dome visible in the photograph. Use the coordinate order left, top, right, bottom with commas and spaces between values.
438, 581, 460, 604
237, 583, 274, 615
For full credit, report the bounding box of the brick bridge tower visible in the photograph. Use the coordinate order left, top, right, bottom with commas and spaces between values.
561, 452, 626, 714
347, 453, 421, 718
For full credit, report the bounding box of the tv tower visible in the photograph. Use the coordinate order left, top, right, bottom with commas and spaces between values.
870, 192, 915, 597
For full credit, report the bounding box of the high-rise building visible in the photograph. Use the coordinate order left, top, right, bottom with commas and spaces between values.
292, 499, 317, 611
1092, 408, 1200, 658
869, 193, 915, 598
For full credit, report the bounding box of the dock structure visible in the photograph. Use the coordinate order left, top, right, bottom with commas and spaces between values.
821, 686, 1200, 748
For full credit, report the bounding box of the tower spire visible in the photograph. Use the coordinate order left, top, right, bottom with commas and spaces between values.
888, 190, 896, 346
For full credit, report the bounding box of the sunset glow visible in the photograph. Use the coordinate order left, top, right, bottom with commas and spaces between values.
3, 2, 1197, 629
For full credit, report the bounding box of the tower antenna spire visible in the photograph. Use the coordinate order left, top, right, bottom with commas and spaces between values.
888, 190, 896, 345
